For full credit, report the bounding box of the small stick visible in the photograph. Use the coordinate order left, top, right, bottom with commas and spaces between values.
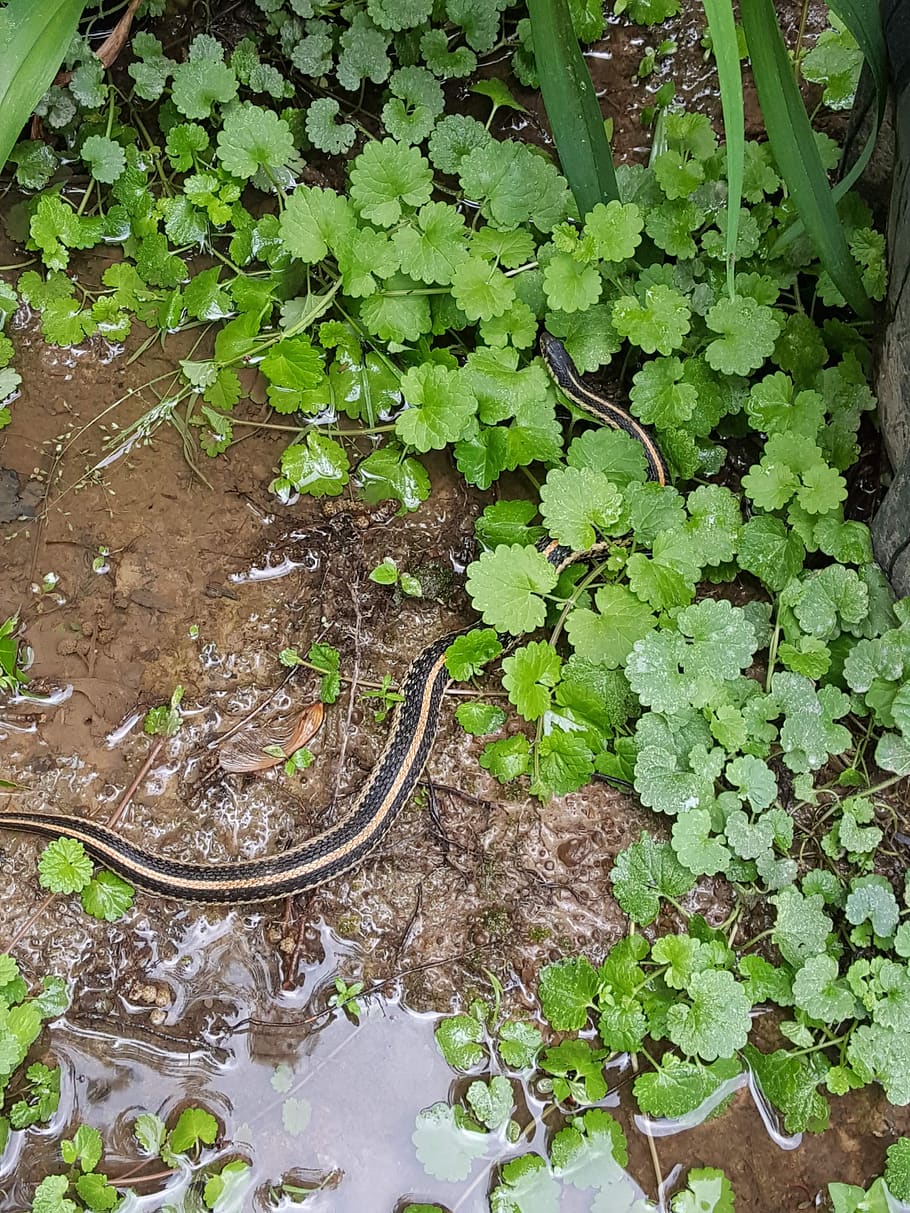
394, 885, 423, 965
332, 582, 363, 807
632, 1042, 665, 1203
282, 898, 313, 990
418, 779, 498, 809
106, 1167, 177, 1187
2, 893, 56, 953
108, 740, 163, 828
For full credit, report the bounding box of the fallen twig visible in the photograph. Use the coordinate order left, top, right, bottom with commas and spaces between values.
108, 739, 163, 828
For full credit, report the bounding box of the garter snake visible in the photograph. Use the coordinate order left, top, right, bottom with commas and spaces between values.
0, 336, 666, 904
539, 332, 670, 486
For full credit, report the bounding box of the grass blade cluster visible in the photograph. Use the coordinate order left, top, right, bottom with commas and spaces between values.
741, 0, 870, 317
828, 0, 888, 196
527, 0, 619, 215
700, 0, 744, 296
0, 0, 87, 173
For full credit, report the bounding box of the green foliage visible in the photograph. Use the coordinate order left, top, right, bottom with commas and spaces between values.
278, 433, 350, 497
801, 17, 863, 112
527, 0, 619, 218
369, 556, 422, 597
446, 630, 503, 681
0, 954, 68, 1156
671, 1168, 734, 1213
435, 1013, 485, 1069
281, 642, 343, 708
166, 1105, 219, 1155
361, 672, 405, 722
610, 832, 695, 925
35, 836, 134, 923
885, 1138, 910, 1201
80, 872, 135, 922
63, 6, 887, 953
488, 842, 910, 1151
0, 0, 87, 176
412, 1101, 487, 1182
0, 615, 28, 690
37, 838, 93, 895
427, 981, 762, 1208
740, 0, 871, 317
466, 545, 558, 635
328, 976, 365, 1023
143, 685, 185, 737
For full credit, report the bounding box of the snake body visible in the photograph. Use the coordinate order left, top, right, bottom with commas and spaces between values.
0, 337, 666, 903
539, 332, 670, 485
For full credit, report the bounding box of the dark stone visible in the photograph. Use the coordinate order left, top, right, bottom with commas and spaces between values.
872, 0, 910, 593
0, 467, 42, 523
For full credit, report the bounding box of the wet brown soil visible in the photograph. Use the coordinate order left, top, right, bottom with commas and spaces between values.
0, 262, 652, 990
0, 247, 667, 1207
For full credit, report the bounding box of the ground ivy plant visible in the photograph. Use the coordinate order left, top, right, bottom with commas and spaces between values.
23, 1105, 253, 1212
5, 0, 903, 1031
0, 955, 68, 1157
35, 836, 136, 922
413, 983, 732, 1209
419, 983, 910, 1209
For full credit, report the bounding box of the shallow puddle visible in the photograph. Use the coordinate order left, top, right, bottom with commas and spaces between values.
2, 927, 463, 1211
4, 924, 906, 1212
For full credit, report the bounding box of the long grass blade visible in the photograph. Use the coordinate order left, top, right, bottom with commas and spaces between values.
527, 0, 619, 216
0, 0, 88, 174
772, 0, 885, 251
740, 0, 871, 318
700, 0, 745, 297
827, 0, 887, 197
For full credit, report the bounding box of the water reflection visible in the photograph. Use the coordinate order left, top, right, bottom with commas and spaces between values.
12, 998, 456, 1210
3, 909, 902, 1211
1, 909, 663, 1211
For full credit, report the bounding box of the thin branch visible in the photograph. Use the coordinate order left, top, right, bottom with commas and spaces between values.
332, 581, 363, 807
108, 740, 163, 828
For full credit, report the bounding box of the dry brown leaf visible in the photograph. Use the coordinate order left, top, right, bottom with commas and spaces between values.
54, 0, 141, 87
218, 702, 324, 773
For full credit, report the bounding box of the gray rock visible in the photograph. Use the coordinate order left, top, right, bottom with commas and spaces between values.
873, 1, 910, 592
0, 467, 42, 524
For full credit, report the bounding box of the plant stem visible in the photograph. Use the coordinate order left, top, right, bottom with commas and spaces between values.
864, 773, 909, 798
739, 927, 773, 950
549, 556, 610, 648
229, 419, 397, 435
765, 600, 781, 693
787, 1032, 849, 1059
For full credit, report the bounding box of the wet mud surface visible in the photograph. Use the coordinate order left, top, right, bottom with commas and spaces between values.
1, 2, 906, 1208
0, 250, 667, 1207
0, 271, 652, 994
